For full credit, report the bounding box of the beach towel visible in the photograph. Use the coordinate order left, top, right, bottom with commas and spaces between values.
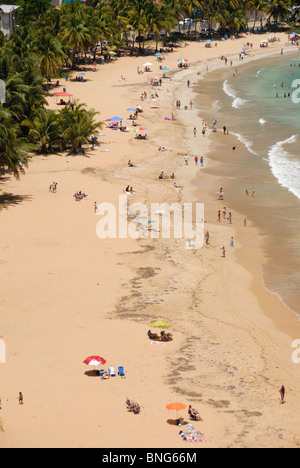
151, 341, 165, 346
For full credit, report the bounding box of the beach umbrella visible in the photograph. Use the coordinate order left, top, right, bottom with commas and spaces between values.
206, 39, 212, 43
126, 108, 136, 111
155, 52, 162, 56
161, 67, 170, 71
178, 59, 188, 63
108, 50, 116, 55
143, 62, 153, 67
78, 73, 85, 76
166, 402, 187, 419
150, 321, 172, 329
109, 116, 123, 121
83, 356, 106, 368
54, 92, 73, 97
134, 127, 147, 132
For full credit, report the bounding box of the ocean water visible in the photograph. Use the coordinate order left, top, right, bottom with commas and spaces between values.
195, 51, 300, 317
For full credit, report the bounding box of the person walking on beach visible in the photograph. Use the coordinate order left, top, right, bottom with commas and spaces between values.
194, 156, 198, 165
187, 80, 190, 88
18, 392, 23, 405
228, 212, 232, 224
205, 231, 210, 245
279, 385, 285, 403
184, 154, 189, 165
200, 156, 204, 167
223, 207, 226, 219
193, 127, 197, 137
218, 210, 221, 222
223, 126, 227, 135
230, 237, 234, 247
221, 245, 226, 257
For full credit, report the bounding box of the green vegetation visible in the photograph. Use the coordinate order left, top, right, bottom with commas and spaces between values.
0, 0, 297, 178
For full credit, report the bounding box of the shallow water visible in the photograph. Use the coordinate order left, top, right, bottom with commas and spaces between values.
194, 51, 300, 317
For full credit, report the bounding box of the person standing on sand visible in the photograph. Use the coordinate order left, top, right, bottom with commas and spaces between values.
200, 156, 204, 167
218, 211, 221, 222
187, 80, 190, 88
279, 385, 285, 403
221, 245, 226, 257
194, 156, 198, 165
193, 127, 197, 137
205, 231, 210, 245
185, 154, 189, 165
18, 392, 23, 405
230, 237, 234, 247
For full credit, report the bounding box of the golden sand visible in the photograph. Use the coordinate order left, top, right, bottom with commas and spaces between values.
0, 33, 300, 448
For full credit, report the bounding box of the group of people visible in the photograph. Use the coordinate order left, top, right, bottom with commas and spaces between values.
73, 191, 88, 201
135, 134, 148, 140
158, 171, 175, 180
125, 185, 135, 195
126, 398, 141, 414
49, 182, 58, 193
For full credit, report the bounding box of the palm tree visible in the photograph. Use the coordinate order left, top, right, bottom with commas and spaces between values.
59, 2, 91, 69
267, 0, 292, 25
58, 102, 102, 153
33, 33, 67, 83
21, 108, 61, 153
126, 0, 150, 54
0, 114, 28, 179
146, 2, 178, 50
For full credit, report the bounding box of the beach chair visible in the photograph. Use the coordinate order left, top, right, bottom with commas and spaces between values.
108, 367, 116, 377
118, 366, 125, 378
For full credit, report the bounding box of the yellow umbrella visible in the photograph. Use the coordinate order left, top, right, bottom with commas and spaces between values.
150, 321, 172, 329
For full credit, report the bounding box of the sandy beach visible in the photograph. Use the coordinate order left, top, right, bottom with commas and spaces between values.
1, 32, 300, 448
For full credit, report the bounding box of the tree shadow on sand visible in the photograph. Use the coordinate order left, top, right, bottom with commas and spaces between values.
0, 192, 32, 209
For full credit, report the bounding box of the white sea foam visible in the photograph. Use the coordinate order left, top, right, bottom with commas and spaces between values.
223, 80, 236, 99
259, 118, 266, 125
256, 68, 264, 77
232, 97, 247, 109
223, 80, 247, 109
212, 100, 221, 111
231, 132, 257, 155
268, 135, 300, 200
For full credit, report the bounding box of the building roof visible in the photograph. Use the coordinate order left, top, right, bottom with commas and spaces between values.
0, 5, 19, 14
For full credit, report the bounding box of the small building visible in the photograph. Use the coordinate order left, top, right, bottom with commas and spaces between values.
0, 4, 18, 37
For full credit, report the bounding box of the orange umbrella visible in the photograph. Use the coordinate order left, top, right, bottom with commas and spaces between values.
166, 402, 187, 420
166, 402, 186, 411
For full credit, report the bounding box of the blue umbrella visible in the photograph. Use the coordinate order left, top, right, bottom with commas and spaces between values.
109, 116, 123, 121
126, 108, 136, 111
206, 39, 212, 43
78, 72, 85, 76
155, 52, 162, 56
162, 67, 170, 71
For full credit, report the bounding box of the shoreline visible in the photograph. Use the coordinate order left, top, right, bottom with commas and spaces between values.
169, 42, 300, 338
1, 33, 300, 448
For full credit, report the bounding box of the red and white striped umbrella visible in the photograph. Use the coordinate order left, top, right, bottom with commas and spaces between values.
83, 356, 106, 366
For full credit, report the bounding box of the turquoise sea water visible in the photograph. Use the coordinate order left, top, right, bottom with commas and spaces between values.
196, 51, 300, 317
223, 53, 300, 200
